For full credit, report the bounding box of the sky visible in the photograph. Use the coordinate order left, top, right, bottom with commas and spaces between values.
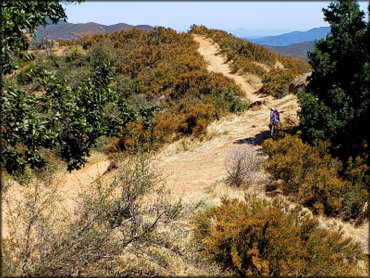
63, 1, 369, 34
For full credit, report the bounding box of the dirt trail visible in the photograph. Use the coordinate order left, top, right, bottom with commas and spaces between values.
155, 94, 298, 196
156, 35, 296, 197
153, 35, 368, 253
3, 35, 367, 256
193, 34, 266, 103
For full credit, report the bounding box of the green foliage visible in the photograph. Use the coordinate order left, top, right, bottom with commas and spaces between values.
213, 86, 248, 116
0, 1, 138, 175
192, 196, 364, 276
262, 134, 368, 220
0, 0, 81, 74
298, 0, 369, 160
7, 25, 249, 161
65, 45, 84, 62
113, 76, 138, 100
342, 155, 370, 222
16, 64, 46, 85
261, 69, 292, 98
67, 27, 247, 150
1, 60, 143, 174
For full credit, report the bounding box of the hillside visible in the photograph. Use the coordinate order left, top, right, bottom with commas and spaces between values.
190, 25, 311, 98
33, 21, 153, 40
4, 24, 368, 276
4, 31, 368, 276
249, 26, 330, 46
10, 27, 250, 153
264, 41, 315, 62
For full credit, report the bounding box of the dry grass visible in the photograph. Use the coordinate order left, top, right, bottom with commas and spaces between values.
28, 46, 68, 58
243, 72, 263, 89
3, 33, 368, 276
274, 61, 284, 69
252, 61, 271, 72
193, 34, 263, 103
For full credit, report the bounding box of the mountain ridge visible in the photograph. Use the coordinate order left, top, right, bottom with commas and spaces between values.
33, 21, 153, 40
248, 27, 330, 46
226, 28, 292, 39
264, 41, 316, 62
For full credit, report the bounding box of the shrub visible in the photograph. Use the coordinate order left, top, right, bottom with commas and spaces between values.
65, 45, 84, 63
150, 110, 178, 146
16, 63, 47, 85
9, 27, 249, 158
262, 134, 368, 220
260, 68, 295, 98
177, 101, 215, 137
213, 86, 248, 117
190, 25, 311, 98
2, 155, 196, 276
263, 134, 344, 215
225, 146, 261, 187
341, 155, 369, 223
192, 196, 364, 276
113, 76, 138, 100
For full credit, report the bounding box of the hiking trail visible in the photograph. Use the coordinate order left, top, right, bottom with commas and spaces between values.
3, 35, 367, 254
155, 34, 296, 197
153, 34, 368, 252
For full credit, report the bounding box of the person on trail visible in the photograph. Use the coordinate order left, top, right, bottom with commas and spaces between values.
270, 108, 280, 125
269, 108, 281, 136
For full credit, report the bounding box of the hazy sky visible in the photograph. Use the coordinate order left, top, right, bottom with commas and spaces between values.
63, 1, 369, 32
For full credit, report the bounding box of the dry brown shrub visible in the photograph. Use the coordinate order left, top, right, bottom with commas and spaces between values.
177, 102, 215, 137
192, 195, 365, 277
225, 146, 263, 187
263, 134, 368, 221
2, 156, 204, 276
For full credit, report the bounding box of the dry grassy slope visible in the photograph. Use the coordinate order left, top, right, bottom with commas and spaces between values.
193, 34, 265, 103
154, 34, 369, 254
3, 35, 367, 259
155, 34, 297, 197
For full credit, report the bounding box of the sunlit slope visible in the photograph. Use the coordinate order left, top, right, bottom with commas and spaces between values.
190, 25, 311, 97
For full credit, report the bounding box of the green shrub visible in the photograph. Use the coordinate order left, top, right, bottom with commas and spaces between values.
342, 155, 369, 223
9, 27, 249, 158
113, 76, 138, 99
59, 27, 247, 150
192, 196, 364, 276
16, 63, 47, 85
260, 69, 295, 98
212, 86, 248, 117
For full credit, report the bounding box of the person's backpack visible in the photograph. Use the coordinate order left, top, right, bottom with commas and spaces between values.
273, 110, 280, 124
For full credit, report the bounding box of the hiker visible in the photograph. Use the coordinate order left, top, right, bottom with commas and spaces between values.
269, 108, 281, 136
270, 108, 280, 125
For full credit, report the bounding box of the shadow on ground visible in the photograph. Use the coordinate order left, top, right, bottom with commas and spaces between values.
234, 130, 271, 146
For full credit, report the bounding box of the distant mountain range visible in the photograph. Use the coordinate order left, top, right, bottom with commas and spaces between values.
263, 41, 315, 62
248, 27, 330, 46
239, 27, 331, 62
225, 28, 292, 39
33, 21, 153, 41
33, 22, 326, 63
